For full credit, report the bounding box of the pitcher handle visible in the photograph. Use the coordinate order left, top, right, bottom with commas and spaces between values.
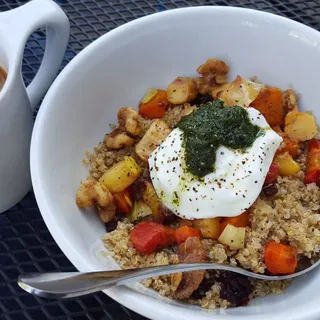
0, 0, 69, 111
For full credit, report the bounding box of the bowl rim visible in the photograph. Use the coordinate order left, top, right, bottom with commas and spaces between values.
31, 5, 320, 320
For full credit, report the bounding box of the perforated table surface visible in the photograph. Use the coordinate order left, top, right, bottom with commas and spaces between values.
1, 1, 320, 319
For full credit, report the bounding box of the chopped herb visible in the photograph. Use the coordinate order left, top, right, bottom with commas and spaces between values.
177, 99, 262, 177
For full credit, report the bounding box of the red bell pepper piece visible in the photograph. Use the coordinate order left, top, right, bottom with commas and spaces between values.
130, 221, 175, 254
304, 170, 320, 185
264, 163, 279, 185
304, 139, 320, 185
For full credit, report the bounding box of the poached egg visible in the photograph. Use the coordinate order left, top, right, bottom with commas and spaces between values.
148, 107, 282, 219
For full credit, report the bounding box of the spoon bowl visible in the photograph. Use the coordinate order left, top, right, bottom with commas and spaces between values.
18, 260, 320, 299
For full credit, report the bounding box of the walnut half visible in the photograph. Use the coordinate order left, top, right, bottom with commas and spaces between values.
172, 237, 206, 300
193, 59, 229, 94
118, 107, 141, 136
104, 128, 135, 149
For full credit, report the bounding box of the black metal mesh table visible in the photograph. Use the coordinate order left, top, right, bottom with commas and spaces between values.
0, 0, 320, 319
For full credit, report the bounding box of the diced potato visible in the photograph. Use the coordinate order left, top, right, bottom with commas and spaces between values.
135, 119, 172, 161
215, 76, 264, 107
193, 218, 221, 239
99, 156, 141, 193
128, 200, 152, 222
274, 152, 300, 176
284, 111, 317, 141
250, 87, 284, 126
218, 224, 246, 250
167, 77, 198, 105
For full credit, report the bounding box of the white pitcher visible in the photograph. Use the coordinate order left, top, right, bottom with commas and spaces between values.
0, 0, 69, 213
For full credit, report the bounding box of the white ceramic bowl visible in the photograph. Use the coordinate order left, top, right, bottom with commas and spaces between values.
31, 6, 320, 320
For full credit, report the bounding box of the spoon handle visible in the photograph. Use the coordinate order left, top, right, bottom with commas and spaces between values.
18, 261, 313, 299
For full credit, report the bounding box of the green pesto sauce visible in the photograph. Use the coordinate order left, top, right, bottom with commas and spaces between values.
177, 99, 262, 177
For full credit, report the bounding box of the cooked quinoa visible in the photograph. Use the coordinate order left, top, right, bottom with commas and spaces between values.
83, 106, 184, 180
102, 218, 293, 309
101, 171, 319, 308
87, 112, 319, 309
78, 59, 320, 309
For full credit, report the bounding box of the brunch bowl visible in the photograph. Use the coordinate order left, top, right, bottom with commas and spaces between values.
31, 6, 320, 320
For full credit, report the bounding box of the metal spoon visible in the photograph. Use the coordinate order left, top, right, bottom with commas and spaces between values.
18, 260, 320, 299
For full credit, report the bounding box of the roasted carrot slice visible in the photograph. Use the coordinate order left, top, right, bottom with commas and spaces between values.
278, 135, 300, 158
264, 240, 298, 274
220, 210, 250, 233
273, 125, 300, 158
139, 89, 168, 119
250, 87, 284, 126
113, 187, 133, 214
174, 226, 200, 245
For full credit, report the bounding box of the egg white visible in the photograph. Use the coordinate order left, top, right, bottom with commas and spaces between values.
148, 107, 283, 219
